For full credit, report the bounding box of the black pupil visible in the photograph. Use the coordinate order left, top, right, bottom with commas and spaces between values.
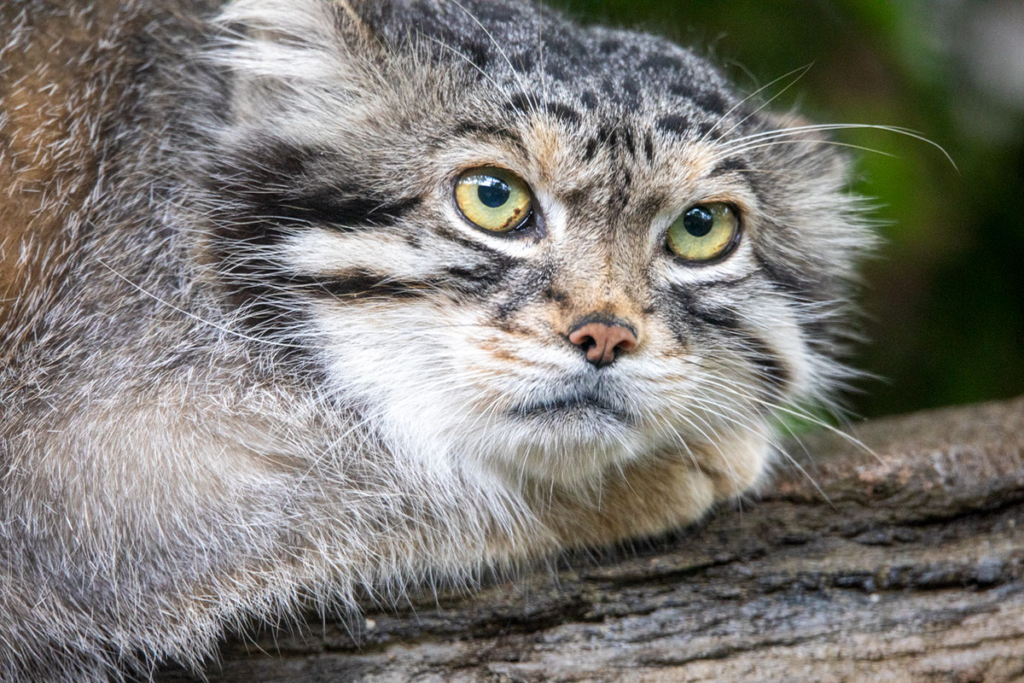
683, 207, 715, 237
477, 176, 511, 208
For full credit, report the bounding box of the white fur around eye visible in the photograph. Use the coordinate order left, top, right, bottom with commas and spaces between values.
661, 235, 756, 285
440, 185, 567, 260
533, 189, 569, 243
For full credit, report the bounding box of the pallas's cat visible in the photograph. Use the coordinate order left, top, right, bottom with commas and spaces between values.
0, 0, 870, 679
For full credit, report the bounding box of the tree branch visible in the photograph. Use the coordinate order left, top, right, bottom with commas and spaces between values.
159, 397, 1024, 682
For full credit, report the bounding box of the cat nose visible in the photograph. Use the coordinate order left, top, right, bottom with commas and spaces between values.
567, 316, 639, 368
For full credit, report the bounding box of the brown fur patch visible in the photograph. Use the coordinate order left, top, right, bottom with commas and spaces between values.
0, 2, 124, 337
537, 454, 718, 546
527, 428, 767, 548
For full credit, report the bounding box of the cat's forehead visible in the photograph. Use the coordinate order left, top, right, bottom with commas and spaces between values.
359, 0, 737, 124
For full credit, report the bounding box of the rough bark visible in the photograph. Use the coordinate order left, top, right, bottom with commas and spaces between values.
158, 397, 1024, 682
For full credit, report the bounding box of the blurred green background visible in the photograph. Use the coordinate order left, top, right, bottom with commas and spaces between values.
553, 0, 1024, 419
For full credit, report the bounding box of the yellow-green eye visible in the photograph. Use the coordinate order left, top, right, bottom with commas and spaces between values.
667, 203, 740, 262
455, 167, 533, 233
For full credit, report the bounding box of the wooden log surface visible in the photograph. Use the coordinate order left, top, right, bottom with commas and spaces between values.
159, 397, 1024, 682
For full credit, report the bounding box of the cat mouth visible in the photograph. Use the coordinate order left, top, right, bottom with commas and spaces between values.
507, 390, 633, 422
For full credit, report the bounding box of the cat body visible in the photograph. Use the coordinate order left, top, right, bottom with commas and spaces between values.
0, 0, 869, 679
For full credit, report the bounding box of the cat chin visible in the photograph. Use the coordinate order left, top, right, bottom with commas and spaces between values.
504, 423, 648, 484
449, 411, 692, 486
362, 370, 775, 487
470, 415, 774, 498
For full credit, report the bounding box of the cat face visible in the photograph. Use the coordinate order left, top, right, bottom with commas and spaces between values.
207, 0, 870, 484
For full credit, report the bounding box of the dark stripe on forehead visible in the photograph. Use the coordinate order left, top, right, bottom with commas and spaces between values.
668, 82, 730, 116
640, 53, 683, 72
544, 102, 582, 127
621, 127, 636, 158
505, 95, 587, 128
657, 115, 689, 137
644, 132, 655, 162
453, 121, 526, 151
695, 90, 729, 116
709, 157, 749, 178
612, 167, 632, 210
597, 125, 616, 148
696, 121, 722, 141
505, 92, 537, 115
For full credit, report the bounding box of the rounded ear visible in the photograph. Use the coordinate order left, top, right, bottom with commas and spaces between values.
212, 0, 386, 89
210, 0, 390, 129
217, 0, 378, 48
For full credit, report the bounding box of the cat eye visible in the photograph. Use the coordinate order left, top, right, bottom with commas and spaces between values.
455, 167, 534, 233
666, 203, 741, 262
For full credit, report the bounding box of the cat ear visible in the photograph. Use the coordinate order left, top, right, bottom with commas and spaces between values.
212, 0, 388, 120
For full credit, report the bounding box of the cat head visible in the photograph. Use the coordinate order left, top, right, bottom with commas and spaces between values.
203, 0, 871, 486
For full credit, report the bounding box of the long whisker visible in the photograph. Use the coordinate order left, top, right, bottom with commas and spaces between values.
693, 359, 882, 464
702, 63, 814, 145
424, 36, 505, 92
722, 139, 901, 160
448, 0, 538, 111
717, 123, 957, 170
680, 391, 834, 507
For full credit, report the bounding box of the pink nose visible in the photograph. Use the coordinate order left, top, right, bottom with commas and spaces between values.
568, 320, 638, 368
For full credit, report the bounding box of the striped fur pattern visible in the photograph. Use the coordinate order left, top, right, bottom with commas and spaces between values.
0, 0, 872, 679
